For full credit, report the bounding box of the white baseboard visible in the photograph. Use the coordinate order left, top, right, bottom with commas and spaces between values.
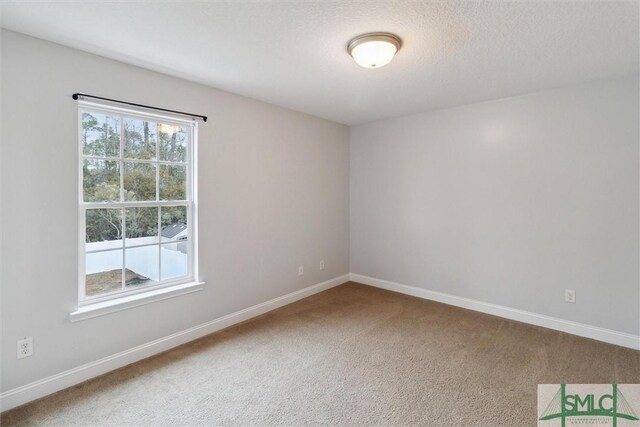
4, 273, 636, 412
0, 274, 350, 413
350, 273, 640, 351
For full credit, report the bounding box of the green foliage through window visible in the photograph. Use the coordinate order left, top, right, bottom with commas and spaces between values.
81, 107, 192, 299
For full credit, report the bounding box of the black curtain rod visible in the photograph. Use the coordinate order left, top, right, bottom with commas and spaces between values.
72, 93, 207, 122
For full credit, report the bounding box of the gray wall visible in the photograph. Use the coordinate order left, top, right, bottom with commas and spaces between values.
1, 30, 350, 392
350, 75, 639, 335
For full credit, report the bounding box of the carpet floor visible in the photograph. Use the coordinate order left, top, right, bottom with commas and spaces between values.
2, 282, 639, 426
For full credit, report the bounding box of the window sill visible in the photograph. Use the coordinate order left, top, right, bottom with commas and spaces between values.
69, 281, 205, 322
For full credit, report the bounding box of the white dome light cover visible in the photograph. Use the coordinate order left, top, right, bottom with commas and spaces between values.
348, 32, 402, 69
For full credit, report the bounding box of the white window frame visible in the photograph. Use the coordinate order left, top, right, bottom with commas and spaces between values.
78, 101, 198, 306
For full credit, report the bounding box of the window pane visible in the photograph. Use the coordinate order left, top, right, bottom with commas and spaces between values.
124, 162, 156, 201
86, 208, 123, 251
161, 206, 187, 243
85, 250, 123, 297
80, 108, 194, 301
161, 243, 188, 281
159, 124, 187, 162
125, 207, 158, 246
124, 118, 156, 160
83, 159, 120, 202
82, 112, 120, 158
125, 246, 159, 289
159, 164, 186, 200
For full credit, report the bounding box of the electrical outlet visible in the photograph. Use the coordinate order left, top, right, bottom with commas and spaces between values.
565, 289, 576, 304
319, 260, 325, 270
17, 337, 33, 359
298, 266, 304, 276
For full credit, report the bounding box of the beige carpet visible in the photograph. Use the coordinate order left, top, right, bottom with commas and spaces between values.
2, 282, 639, 426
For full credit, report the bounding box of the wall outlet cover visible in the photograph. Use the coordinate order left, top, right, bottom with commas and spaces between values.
17, 337, 33, 359
565, 289, 576, 304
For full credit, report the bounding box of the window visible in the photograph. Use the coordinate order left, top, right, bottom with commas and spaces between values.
79, 103, 196, 304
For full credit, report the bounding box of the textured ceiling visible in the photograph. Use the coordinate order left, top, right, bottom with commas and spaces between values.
1, 1, 638, 125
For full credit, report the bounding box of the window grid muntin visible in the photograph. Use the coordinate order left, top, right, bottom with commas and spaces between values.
79, 104, 194, 305
83, 154, 186, 166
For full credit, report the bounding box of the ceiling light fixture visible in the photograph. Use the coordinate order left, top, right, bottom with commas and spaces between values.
347, 32, 402, 69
